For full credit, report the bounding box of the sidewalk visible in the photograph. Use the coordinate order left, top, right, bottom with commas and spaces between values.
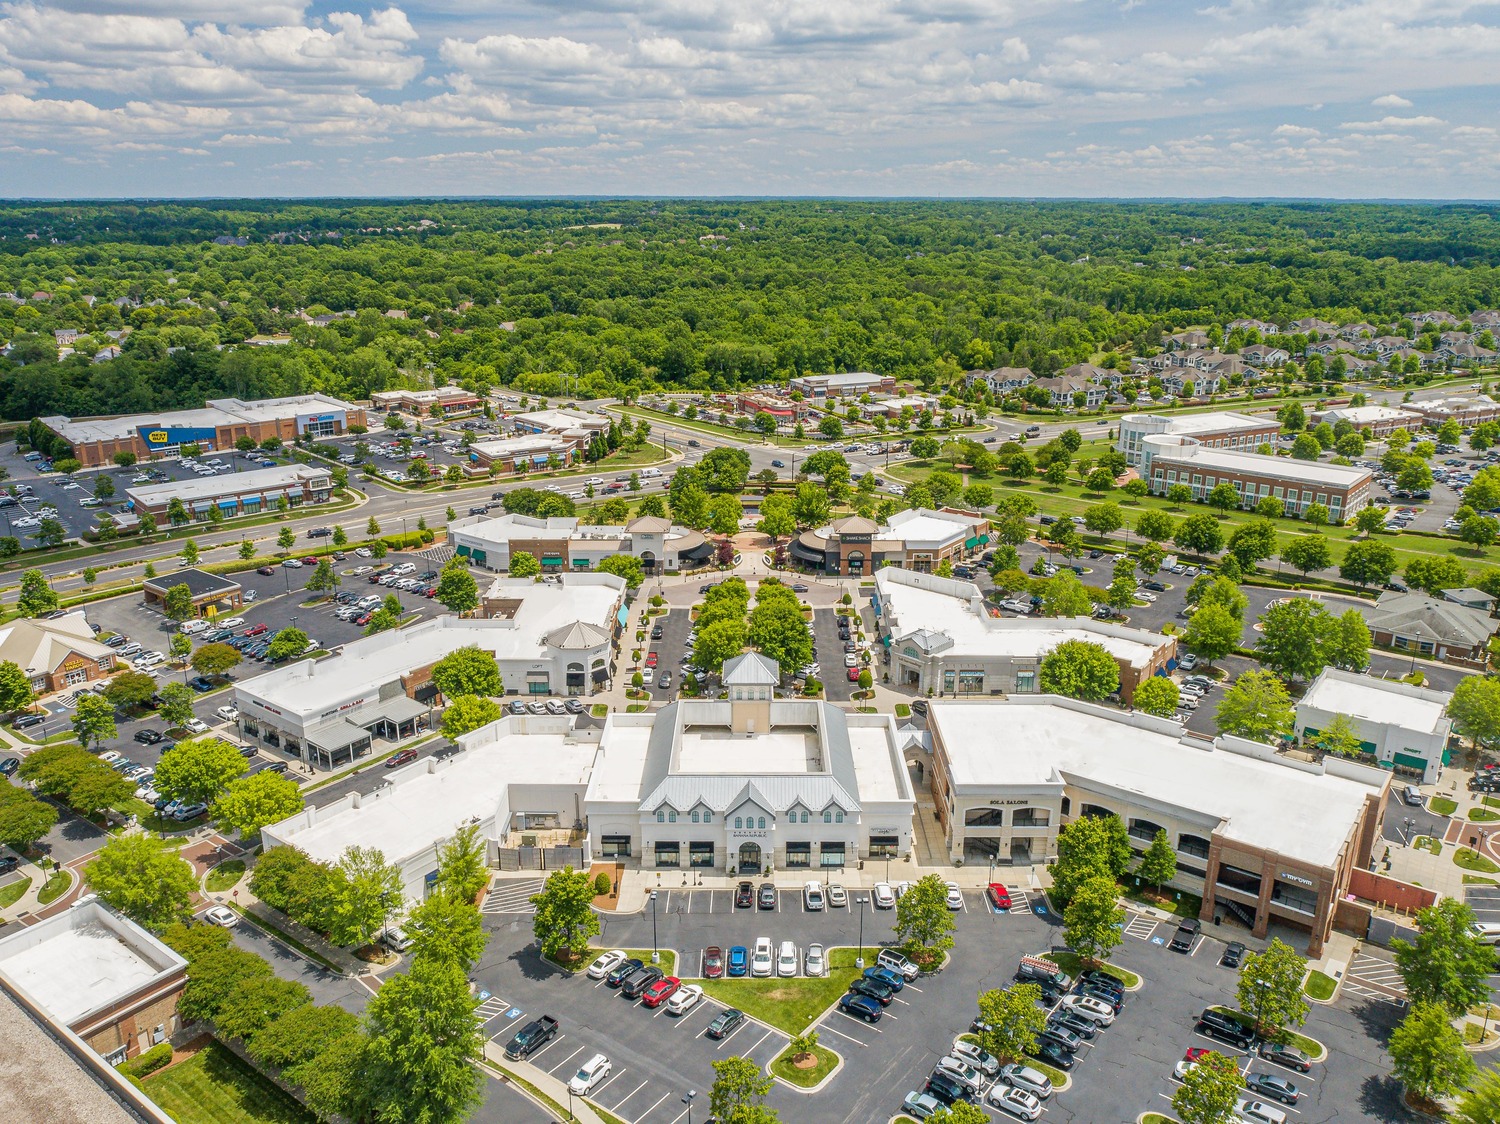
482, 1040, 608, 1124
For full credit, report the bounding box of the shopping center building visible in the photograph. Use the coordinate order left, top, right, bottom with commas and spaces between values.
872, 567, 1178, 702
1297, 668, 1453, 784
124, 464, 332, 521
234, 575, 626, 769
792, 509, 992, 576
262, 654, 916, 899
450, 512, 711, 574
41, 394, 366, 467
926, 697, 1389, 956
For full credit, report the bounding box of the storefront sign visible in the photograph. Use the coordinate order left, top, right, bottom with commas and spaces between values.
1278, 871, 1314, 887
872, 827, 900, 834
987, 799, 1031, 806
137, 425, 219, 449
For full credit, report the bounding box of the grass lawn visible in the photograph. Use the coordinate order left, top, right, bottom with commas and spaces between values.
0, 875, 32, 909
546, 947, 677, 976
1304, 970, 1337, 1001
37, 869, 71, 905
1212, 1007, 1326, 1060
1429, 796, 1459, 816
699, 948, 864, 1035
770, 1042, 839, 1088
1120, 876, 1202, 919
591, 704, 609, 718
1469, 807, 1500, 822
894, 703, 911, 717
887, 454, 1497, 583
1143, 1115, 1180, 1124
143, 1040, 313, 1124
1043, 951, 1140, 989
1455, 847, 1500, 873
1414, 835, 1443, 855
206, 860, 246, 892
1462, 875, 1499, 884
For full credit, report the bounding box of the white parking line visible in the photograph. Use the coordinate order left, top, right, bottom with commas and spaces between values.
817, 1021, 869, 1047
590, 1067, 626, 1097
545, 1045, 586, 1076
740, 1029, 773, 1059
835, 1010, 884, 1033
708, 891, 714, 914
528, 1033, 565, 1061
637, 1090, 672, 1120
606, 1080, 648, 1111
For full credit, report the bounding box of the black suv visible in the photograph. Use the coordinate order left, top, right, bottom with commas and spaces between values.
621, 966, 664, 999
1195, 1008, 1255, 1050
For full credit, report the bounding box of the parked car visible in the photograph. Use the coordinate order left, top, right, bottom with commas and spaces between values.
847, 977, 894, 1006
839, 993, 882, 1023
1196, 1008, 1255, 1049
1244, 1073, 1300, 1105
1220, 941, 1246, 968
665, 983, 703, 1015
639, 976, 680, 1008
804, 943, 826, 976
1059, 995, 1116, 1026
620, 965, 664, 999
702, 946, 724, 979
706, 1008, 746, 1039
726, 946, 749, 977
751, 937, 774, 977
924, 1070, 972, 1107
872, 881, 896, 909
204, 905, 238, 928
989, 1085, 1044, 1120
605, 957, 644, 987
901, 1091, 945, 1120
1169, 918, 1201, 952
757, 882, 777, 909
986, 882, 1013, 911
826, 883, 848, 908
803, 881, 824, 911
776, 940, 798, 977
386, 748, 419, 768
587, 950, 628, 980
878, 948, 920, 980
1257, 1042, 1312, 1072
735, 880, 754, 908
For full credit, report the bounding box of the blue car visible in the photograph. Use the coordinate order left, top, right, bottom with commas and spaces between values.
839, 993, 882, 1023
863, 965, 904, 992
727, 946, 748, 977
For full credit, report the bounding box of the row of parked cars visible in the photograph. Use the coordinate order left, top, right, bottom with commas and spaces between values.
1178, 1011, 1315, 1124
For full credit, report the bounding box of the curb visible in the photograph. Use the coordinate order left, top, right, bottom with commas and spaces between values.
767, 1044, 844, 1095
1301, 968, 1341, 1006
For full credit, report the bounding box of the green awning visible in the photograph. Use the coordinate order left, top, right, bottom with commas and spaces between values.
541, 557, 564, 567
1393, 752, 1430, 771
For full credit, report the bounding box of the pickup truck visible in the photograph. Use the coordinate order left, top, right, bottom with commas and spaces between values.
505, 1015, 559, 1060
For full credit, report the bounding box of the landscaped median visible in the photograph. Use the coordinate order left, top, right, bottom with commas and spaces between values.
1303, 969, 1338, 1002
1210, 1006, 1326, 1061
769, 1039, 840, 1091
546, 946, 678, 977
1042, 950, 1143, 990
697, 947, 865, 1035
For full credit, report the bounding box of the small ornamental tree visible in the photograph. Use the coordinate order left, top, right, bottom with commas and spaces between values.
1138, 827, 1178, 891
1389, 1002, 1475, 1105
1063, 873, 1125, 965
530, 866, 601, 962
1172, 1049, 1244, 1124
1236, 937, 1310, 1035
893, 873, 957, 968
1038, 639, 1120, 701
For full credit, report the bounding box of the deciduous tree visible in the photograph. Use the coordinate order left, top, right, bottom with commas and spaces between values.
530, 866, 601, 960
330, 846, 404, 949
1449, 675, 1500, 750
1139, 827, 1179, 890
893, 873, 957, 966
508, 550, 540, 578
709, 1055, 778, 1124
1255, 598, 1331, 681
1389, 1002, 1475, 1104
1339, 539, 1397, 588
975, 984, 1048, 1063
152, 736, 248, 806
1236, 938, 1310, 1034
1051, 813, 1132, 904
440, 695, 501, 739
17, 569, 58, 617
1172, 1049, 1244, 1124
431, 646, 503, 699
1063, 873, 1125, 964
212, 770, 304, 839
1131, 676, 1179, 717
85, 835, 197, 931
1214, 669, 1293, 742
70, 693, 116, 750
1038, 639, 1120, 701
1392, 898, 1496, 1016
435, 557, 479, 613
190, 641, 241, 679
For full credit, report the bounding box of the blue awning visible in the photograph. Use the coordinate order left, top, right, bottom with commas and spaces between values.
616, 606, 629, 627
217, 499, 238, 508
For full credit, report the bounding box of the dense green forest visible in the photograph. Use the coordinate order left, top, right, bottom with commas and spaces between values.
1, 199, 1498, 421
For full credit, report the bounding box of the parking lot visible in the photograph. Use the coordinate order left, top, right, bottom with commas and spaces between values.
473, 880, 1410, 1124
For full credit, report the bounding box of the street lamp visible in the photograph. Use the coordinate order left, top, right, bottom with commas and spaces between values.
682, 1089, 696, 1124
856, 895, 868, 968
649, 889, 659, 964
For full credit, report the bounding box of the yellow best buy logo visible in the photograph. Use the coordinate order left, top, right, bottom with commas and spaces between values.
148, 430, 169, 443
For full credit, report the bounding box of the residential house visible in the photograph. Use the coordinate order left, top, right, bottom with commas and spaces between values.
53, 329, 79, 347
1229, 318, 1279, 334
1372, 335, 1411, 357
1338, 322, 1377, 342
1287, 317, 1339, 335
1033, 373, 1105, 408
1304, 338, 1359, 358
1405, 310, 1459, 326
1240, 344, 1289, 367
963, 367, 1035, 395
1165, 330, 1210, 351
1060, 362, 1116, 386
1436, 341, 1498, 365
1161, 369, 1223, 397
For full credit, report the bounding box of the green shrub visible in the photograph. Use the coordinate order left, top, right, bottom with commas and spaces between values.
118, 1042, 173, 1078
594, 872, 612, 896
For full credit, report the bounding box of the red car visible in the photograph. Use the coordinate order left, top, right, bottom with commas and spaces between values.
256, 566, 275, 576
303, 555, 319, 565
846, 666, 860, 682
386, 748, 419, 768
986, 883, 1012, 911
1184, 1046, 1212, 1064
703, 946, 724, 979
244, 623, 269, 637
640, 976, 680, 1008
645, 652, 659, 667
355, 613, 372, 626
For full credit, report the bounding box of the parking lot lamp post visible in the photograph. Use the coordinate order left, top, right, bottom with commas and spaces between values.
682, 1089, 695, 1124
856, 894, 868, 968
566, 1087, 574, 1122
650, 889, 659, 963
379, 890, 393, 948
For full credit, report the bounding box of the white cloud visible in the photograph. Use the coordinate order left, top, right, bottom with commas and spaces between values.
1340, 115, 1446, 129
998, 36, 1029, 63
1372, 93, 1412, 107
1275, 123, 1320, 137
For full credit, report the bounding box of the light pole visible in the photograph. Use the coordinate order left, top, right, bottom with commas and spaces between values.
682, 1089, 696, 1124
856, 894, 868, 968
567, 1087, 575, 1122
649, 889, 659, 964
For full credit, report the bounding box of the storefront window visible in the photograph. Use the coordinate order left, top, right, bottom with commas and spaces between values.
869, 834, 899, 857
1012, 809, 1050, 828
1271, 880, 1318, 915
820, 842, 846, 867
786, 842, 811, 868
689, 842, 715, 868
601, 835, 632, 858
654, 842, 680, 868
1216, 864, 1263, 896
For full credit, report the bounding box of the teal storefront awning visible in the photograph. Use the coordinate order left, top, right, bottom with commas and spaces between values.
616, 606, 630, 627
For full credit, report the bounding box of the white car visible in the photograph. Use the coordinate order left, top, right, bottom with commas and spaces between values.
777, 940, 798, 977
99, 750, 123, 764
804, 942, 826, 976
639, 669, 654, 687
218, 618, 244, 630
751, 936, 773, 977
950, 1039, 1001, 1078
997, 1063, 1053, 1100
872, 882, 896, 909
1137, 590, 1157, 602
665, 983, 703, 1015
827, 883, 848, 908
1060, 994, 1117, 1025
355, 547, 373, 558
990, 1084, 1044, 1121
568, 1053, 611, 1096
184, 718, 210, 734
204, 906, 238, 928
945, 882, 964, 910
844, 652, 858, 667
1173, 1059, 1197, 1082
585, 954, 627, 978
215, 705, 239, 722
352, 565, 374, 575
803, 881, 824, 911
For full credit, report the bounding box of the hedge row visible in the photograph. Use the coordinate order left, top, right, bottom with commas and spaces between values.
116, 1041, 173, 1079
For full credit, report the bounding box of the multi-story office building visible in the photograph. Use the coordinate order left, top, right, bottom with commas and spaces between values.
1117, 411, 1281, 468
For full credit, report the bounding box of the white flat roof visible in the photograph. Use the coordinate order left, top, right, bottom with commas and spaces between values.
931, 698, 1382, 868
678, 729, 815, 773
1159, 445, 1370, 488
1135, 411, 1274, 435
42, 394, 355, 443
877, 569, 1167, 667
1299, 671, 1451, 734
127, 463, 325, 506
239, 580, 622, 719
848, 726, 905, 802
588, 718, 655, 803
283, 727, 597, 867
0, 924, 164, 1024
1322, 405, 1419, 424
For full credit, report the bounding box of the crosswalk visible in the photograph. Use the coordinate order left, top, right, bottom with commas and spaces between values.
473, 994, 511, 1028
481, 877, 545, 914
1124, 912, 1161, 940
1343, 953, 1406, 1004
1006, 887, 1032, 914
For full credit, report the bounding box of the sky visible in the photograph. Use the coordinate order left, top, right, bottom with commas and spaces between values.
1, 0, 1498, 199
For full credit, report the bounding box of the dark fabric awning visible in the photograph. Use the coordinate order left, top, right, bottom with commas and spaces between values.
592, 668, 610, 682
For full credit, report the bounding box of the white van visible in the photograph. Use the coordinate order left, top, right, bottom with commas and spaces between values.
641, 467, 663, 478
179, 619, 208, 635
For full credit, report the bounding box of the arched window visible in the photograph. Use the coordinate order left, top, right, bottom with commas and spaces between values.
823, 810, 832, 823
668, 810, 676, 823
691, 810, 700, 823
835, 810, 844, 824
1060, 796, 1072, 817
657, 810, 665, 822
801, 811, 809, 823
703, 811, 712, 824
758, 817, 766, 829
735, 817, 743, 829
